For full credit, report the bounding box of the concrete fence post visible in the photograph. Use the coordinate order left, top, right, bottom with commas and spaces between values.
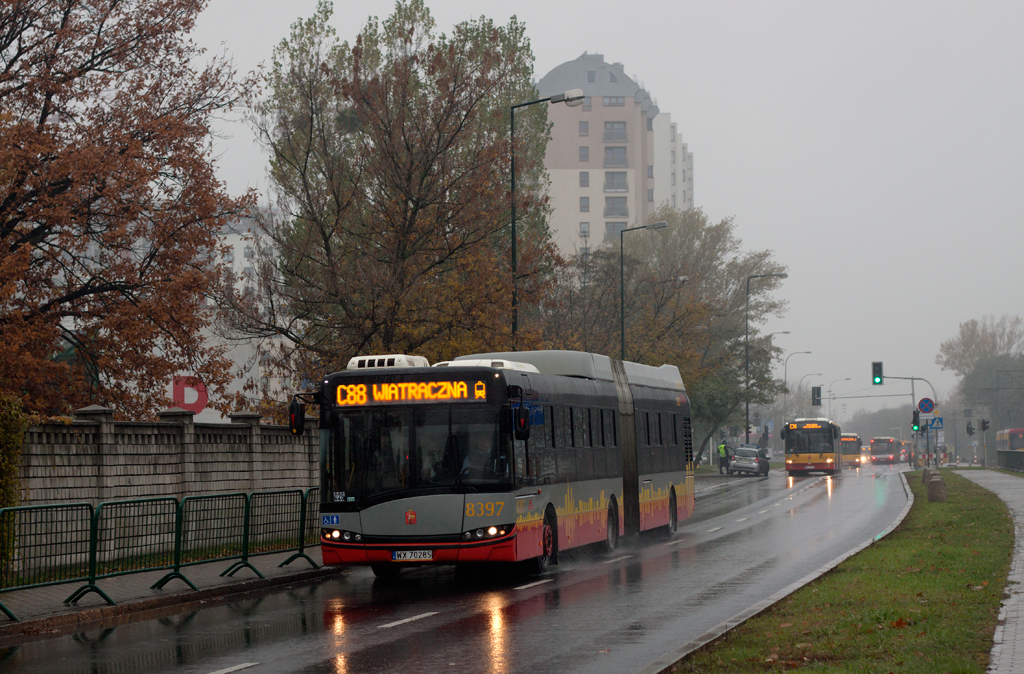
73, 405, 115, 503
229, 412, 262, 492
158, 407, 196, 497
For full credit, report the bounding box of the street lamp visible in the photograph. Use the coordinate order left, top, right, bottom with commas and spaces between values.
827, 377, 850, 419
510, 88, 585, 349
797, 372, 821, 416
783, 351, 811, 391
620, 221, 668, 360
745, 272, 788, 443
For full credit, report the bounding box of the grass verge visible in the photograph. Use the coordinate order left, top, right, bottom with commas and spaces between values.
671, 469, 1013, 673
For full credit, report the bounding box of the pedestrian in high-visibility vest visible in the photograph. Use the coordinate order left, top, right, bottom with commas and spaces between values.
718, 442, 728, 474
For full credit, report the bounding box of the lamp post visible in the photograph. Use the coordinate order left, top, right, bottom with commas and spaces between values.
620, 221, 668, 360
745, 272, 788, 443
784, 351, 811, 392
781, 350, 810, 446
510, 88, 585, 350
827, 377, 850, 420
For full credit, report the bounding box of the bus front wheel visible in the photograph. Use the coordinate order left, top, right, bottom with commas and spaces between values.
523, 509, 557, 575
371, 564, 400, 580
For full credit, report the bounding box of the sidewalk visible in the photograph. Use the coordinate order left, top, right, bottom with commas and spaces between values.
955, 470, 1024, 674
0, 546, 339, 640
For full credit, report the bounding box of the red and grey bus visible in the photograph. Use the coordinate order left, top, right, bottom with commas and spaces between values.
298, 350, 695, 578
870, 437, 898, 465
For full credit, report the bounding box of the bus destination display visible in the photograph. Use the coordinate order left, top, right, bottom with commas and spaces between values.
335, 380, 488, 407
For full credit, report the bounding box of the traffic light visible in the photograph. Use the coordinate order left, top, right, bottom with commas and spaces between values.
911, 410, 920, 432
967, 421, 975, 436
980, 419, 990, 432
872, 361, 883, 385
811, 386, 821, 406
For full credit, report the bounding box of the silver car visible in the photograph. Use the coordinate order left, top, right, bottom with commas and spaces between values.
729, 446, 769, 476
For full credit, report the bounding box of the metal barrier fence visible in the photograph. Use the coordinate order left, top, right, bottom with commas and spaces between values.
997, 450, 1024, 472
0, 488, 320, 622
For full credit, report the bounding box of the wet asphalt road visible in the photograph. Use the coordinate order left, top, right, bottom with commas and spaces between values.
0, 464, 910, 674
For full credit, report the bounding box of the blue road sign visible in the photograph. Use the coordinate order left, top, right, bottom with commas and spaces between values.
918, 398, 935, 414
929, 417, 943, 430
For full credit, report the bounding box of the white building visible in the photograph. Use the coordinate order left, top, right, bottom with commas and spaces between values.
535, 53, 694, 258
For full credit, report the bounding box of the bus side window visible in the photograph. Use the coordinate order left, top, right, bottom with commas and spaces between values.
591, 409, 607, 478
652, 412, 666, 473
574, 407, 593, 480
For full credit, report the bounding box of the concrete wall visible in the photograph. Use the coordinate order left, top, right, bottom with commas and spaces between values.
19, 405, 318, 506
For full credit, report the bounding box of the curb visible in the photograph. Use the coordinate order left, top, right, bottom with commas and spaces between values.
635, 471, 915, 674
0, 565, 344, 642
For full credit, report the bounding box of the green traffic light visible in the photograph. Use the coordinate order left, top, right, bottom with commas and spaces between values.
873, 376, 882, 384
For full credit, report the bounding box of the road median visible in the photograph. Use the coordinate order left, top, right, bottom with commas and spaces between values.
666, 468, 1012, 673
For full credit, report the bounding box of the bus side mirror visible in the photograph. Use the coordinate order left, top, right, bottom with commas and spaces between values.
513, 404, 530, 441
833, 427, 839, 439
289, 398, 306, 436
779, 429, 786, 440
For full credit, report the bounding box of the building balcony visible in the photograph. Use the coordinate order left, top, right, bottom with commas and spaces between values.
604, 206, 629, 218
603, 182, 629, 192
603, 131, 628, 142
603, 157, 628, 168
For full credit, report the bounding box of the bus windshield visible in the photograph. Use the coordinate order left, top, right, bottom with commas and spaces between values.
871, 440, 895, 455
321, 406, 511, 503
786, 428, 832, 454
840, 440, 859, 454
1011, 432, 1024, 451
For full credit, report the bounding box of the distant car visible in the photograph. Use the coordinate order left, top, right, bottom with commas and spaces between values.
729, 446, 770, 476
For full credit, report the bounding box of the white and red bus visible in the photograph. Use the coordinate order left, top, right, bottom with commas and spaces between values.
870, 437, 898, 465
298, 350, 695, 578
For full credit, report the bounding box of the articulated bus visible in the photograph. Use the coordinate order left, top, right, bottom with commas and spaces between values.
300, 350, 695, 578
870, 437, 898, 465
839, 432, 862, 467
995, 429, 1024, 452
781, 418, 842, 476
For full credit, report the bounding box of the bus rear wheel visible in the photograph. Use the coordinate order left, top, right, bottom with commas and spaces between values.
667, 487, 675, 536
603, 500, 619, 553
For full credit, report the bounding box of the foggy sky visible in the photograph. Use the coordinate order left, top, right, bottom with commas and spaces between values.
193, 0, 1024, 422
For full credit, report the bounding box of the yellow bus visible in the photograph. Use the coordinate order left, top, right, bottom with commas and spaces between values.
781, 418, 842, 476
995, 428, 1024, 452
840, 432, 861, 467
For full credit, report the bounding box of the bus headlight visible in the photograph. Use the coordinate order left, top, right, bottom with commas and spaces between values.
464, 524, 514, 540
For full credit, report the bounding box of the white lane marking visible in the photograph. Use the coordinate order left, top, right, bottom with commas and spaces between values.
378, 612, 439, 629
664, 539, 686, 546
735, 517, 749, 522
773, 503, 782, 507
707, 527, 722, 532
207, 665, 259, 674
604, 555, 633, 563
514, 579, 553, 591
758, 509, 769, 513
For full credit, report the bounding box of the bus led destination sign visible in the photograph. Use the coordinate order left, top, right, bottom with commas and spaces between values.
336, 380, 487, 406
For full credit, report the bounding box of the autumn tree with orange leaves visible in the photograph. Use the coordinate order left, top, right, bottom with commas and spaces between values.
221, 0, 558, 397
0, 0, 255, 418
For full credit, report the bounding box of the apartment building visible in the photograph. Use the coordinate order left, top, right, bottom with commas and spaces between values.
536, 53, 693, 258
